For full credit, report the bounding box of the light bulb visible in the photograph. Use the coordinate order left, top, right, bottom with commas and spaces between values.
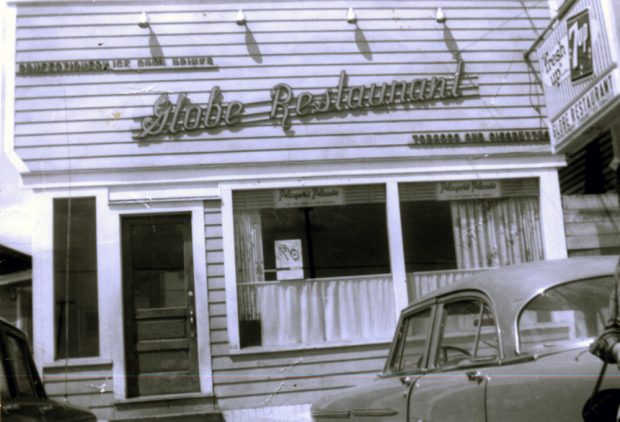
236, 9, 247, 25
347, 8, 357, 24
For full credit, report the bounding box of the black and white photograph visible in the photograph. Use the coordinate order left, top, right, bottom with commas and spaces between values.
1, 0, 620, 420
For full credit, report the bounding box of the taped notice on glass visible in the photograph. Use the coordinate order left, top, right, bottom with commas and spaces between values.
275, 239, 304, 281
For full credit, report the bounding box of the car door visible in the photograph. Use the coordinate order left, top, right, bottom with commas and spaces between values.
408, 294, 500, 422
356, 306, 435, 422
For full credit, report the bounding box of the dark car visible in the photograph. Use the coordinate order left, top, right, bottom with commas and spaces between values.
0, 318, 96, 421
311, 256, 620, 421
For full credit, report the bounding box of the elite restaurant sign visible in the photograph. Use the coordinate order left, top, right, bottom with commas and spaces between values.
536, 0, 620, 151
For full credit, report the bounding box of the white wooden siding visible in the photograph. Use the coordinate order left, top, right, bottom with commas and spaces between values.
563, 194, 620, 255
43, 362, 114, 421
13, 1, 550, 181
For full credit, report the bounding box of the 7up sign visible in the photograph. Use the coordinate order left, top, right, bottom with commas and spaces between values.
567, 9, 593, 82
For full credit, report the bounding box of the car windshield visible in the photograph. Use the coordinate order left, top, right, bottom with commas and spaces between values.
518, 276, 614, 354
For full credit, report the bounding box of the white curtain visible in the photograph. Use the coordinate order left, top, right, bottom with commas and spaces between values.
256, 276, 395, 347
408, 269, 484, 300
450, 197, 544, 269
234, 210, 265, 321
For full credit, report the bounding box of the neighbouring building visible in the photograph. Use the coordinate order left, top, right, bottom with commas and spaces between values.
3, 1, 566, 420
532, 0, 620, 256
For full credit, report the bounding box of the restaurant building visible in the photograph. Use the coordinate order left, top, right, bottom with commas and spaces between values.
3, 1, 565, 420
532, 0, 620, 256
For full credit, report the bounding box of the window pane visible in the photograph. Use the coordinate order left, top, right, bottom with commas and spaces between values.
399, 180, 544, 302
234, 185, 394, 348
129, 222, 187, 309
0, 344, 10, 399
518, 277, 614, 353
400, 201, 456, 272
436, 299, 499, 368
3, 333, 36, 398
390, 309, 432, 373
260, 204, 390, 279
54, 197, 99, 359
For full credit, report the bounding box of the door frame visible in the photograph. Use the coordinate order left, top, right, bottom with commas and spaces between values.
106, 202, 212, 400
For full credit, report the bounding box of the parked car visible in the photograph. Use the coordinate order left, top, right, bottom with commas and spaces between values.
311, 256, 620, 421
0, 318, 96, 421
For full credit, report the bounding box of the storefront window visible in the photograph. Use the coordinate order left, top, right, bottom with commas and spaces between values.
234, 185, 394, 348
53, 198, 99, 359
400, 179, 544, 300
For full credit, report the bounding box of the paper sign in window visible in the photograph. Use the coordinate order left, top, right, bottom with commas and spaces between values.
275, 239, 304, 280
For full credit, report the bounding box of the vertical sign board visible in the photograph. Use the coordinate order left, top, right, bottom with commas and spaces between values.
536, 0, 619, 153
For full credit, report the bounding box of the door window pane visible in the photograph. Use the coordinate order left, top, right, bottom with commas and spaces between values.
129, 222, 187, 309
54, 198, 99, 359
389, 309, 432, 373
234, 185, 394, 348
3, 333, 36, 398
435, 299, 499, 368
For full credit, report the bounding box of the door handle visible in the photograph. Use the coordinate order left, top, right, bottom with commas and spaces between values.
466, 370, 486, 384
400, 375, 415, 398
400, 375, 413, 387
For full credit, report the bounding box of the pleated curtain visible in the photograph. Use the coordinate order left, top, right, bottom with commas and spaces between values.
256, 276, 395, 347
450, 196, 544, 269
234, 210, 265, 321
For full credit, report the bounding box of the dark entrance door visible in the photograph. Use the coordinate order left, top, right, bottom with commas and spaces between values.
122, 214, 200, 397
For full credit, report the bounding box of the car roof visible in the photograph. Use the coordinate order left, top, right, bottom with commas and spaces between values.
0, 317, 28, 339
404, 256, 619, 359
411, 255, 619, 314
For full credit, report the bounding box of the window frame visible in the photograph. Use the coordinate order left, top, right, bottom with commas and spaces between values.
222, 173, 566, 353
382, 300, 437, 376
228, 183, 399, 351
428, 291, 503, 371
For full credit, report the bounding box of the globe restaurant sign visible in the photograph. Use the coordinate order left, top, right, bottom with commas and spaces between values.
536, 0, 620, 152
134, 60, 471, 139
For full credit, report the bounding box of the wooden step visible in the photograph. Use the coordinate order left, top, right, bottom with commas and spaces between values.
112, 393, 223, 422
112, 411, 223, 422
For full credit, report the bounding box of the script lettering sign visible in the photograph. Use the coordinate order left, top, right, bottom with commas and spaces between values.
134, 60, 472, 139
275, 187, 344, 208
437, 180, 501, 200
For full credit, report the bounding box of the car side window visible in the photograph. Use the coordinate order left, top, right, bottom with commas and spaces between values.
0, 350, 9, 399
435, 299, 499, 368
3, 332, 37, 398
389, 308, 432, 373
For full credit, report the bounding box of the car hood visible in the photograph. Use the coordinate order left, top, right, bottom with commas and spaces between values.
311, 373, 419, 420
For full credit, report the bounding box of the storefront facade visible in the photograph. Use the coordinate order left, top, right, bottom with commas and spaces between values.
533, 0, 620, 256
4, 1, 565, 420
